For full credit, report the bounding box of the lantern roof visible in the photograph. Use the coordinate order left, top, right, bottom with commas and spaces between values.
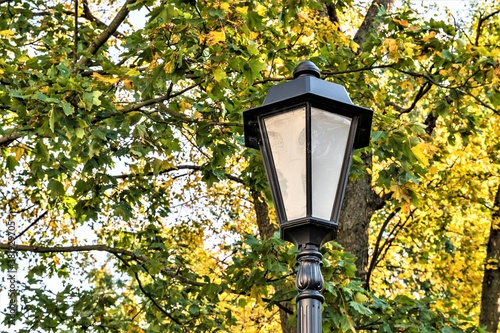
263, 63, 353, 106
244, 61, 373, 150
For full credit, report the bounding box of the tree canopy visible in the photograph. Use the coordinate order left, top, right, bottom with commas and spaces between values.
0, 0, 499, 332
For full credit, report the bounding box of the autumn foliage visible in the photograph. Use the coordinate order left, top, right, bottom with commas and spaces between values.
0, 0, 499, 332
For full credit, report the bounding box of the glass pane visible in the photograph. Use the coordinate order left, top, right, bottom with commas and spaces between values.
311, 108, 352, 220
264, 107, 306, 221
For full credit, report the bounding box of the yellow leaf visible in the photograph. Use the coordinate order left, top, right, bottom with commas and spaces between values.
408, 25, 420, 32
411, 143, 430, 166
401, 80, 414, 92
53, 256, 60, 265
219, 2, 230, 11
402, 202, 411, 215
125, 68, 141, 76
164, 61, 175, 74
384, 38, 399, 55
297, 12, 309, 22
255, 3, 266, 16
350, 41, 359, 53
12, 146, 25, 161
0, 30, 15, 37
122, 78, 132, 89
213, 67, 227, 82
493, 217, 500, 230
235, 6, 248, 15
422, 31, 437, 42
205, 31, 226, 46
92, 72, 120, 84
390, 184, 411, 202
393, 18, 409, 27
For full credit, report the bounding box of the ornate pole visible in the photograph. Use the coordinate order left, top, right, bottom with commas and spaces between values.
296, 243, 324, 333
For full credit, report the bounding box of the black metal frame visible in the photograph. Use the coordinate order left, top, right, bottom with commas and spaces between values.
249, 98, 361, 246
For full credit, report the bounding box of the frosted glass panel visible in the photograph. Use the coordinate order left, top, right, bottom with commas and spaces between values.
311, 108, 352, 220
264, 108, 306, 221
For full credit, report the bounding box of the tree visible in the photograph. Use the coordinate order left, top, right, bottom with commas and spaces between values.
481, 184, 500, 332
0, 0, 499, 332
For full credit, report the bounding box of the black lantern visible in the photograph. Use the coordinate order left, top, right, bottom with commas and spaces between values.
243, 61, 372, 333
244, 61, 372, 246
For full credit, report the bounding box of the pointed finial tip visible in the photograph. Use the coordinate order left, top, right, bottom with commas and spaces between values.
293, 61, 321, 79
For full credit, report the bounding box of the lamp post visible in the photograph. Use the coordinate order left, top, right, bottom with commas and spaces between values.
243, 61, 373, 333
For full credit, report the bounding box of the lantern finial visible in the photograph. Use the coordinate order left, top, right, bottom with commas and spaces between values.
293, 61, 321, 79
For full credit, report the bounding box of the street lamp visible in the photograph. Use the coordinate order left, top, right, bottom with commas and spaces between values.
243, 61, 373, 333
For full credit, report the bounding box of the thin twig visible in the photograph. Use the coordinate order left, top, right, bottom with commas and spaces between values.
11, 211, 48, 243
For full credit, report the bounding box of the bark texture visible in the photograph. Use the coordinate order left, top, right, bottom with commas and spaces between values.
337, 153, 384, 281
480, 184, 500, 333
353, 0, 396, 45
252, 190, 276, 241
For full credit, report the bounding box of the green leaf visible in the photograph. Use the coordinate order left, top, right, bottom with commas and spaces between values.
49, 106, 57, 132
6, 155, 18, 171
61, 101, 74, 115
56, 63, 70, 78
213, 67, 227, 82
74, 127, 85, 138
47, 179, 65, 198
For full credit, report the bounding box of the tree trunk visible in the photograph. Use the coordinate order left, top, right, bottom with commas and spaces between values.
325, 0, 395, 281
480, 184, 500, 333
337, 153, 383, 281
353, 0, 396, 45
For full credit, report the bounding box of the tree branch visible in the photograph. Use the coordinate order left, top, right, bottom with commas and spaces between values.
322, 63, 395, 76
385, 81, 432, 114
76, 0, 137, 68
0, 132, 22, 149
475, 9, 500, 46
11, 211, 48, 243
111, 164, 244, 184
323, 3, 339, 24
82, 0, 124, 38
0, 242, 207, 287
0, 242, 293, 314
461, 89, 500, 116
365, 207, 400, 290
109, 82, 203, 117
113, 253, 184, 325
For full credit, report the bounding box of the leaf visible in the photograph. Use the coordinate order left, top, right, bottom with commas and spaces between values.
349, 301, 372, 316
74, 128, 85, 139
393, 18, 409, 27
49, 106, 57, 132
82, 91, 102, 109
0, 30, 15, 37
6, 155, 18, 171
125, 68, 141, 76
205, 31, 225, 45
92, 72, 120, 84
56, 64, 70, 78
47, 179, 65, 198
61, 101, 74, 115
212, 67, 227, 82
411, 143, 430, 166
